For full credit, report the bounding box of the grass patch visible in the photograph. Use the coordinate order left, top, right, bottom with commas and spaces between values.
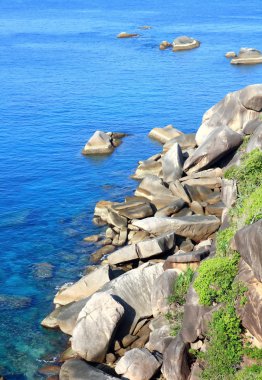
216, 226, 237, 257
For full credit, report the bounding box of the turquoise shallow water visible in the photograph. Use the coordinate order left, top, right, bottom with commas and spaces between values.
0, 0, 262, 378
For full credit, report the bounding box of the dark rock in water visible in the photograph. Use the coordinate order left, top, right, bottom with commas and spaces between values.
234, 220, 262, 282
184, 126, 243, 174
115, 348, 162, 380
0, 294, 32, 311
60, 359, 119, 379
236, 259, 262, 343
90, 245, 115, 263
38, 365, 60, 376
161, 334, 190, 380
33, 262, 54, 279
246, 124, 262, 152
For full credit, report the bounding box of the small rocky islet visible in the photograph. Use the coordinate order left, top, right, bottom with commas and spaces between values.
36, 84, 262, 380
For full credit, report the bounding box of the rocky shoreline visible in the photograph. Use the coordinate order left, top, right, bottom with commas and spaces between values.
38, 84, 262, 380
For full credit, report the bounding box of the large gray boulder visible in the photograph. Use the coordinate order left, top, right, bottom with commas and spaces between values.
151, 269, 181, 317
161, 334, 190, 380
234, 220, 262, 282
196, 84, 262, 145
235, 260, 262, 343
54, 265, 111, 306
246, 124, 262, 152
135, 175, 175, 209
115, 348, 162, 380
231, 48, 262, 65
82, 131, 114, 155
59, 359, 119, 380
184, 126, 243, 173
146, 324, 173, 354
112, 200, 154, 220
149, 124, 183, 144
221, 179, 237, 208
107, 232, 175, 265
172, 36, 200, 51
72, 293, 124, 362
133, 215, 220, 241
162, 143, 184, 183
132, 159, 162, 179
44, 263, 164, 337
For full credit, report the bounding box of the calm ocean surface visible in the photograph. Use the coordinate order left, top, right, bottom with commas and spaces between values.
0, 0, 261, 378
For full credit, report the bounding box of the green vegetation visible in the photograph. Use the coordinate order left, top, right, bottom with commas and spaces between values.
168, 267, 194, 306
166, 268, 194, 336
201, 305, 243, 379
193, 255, 239, 306
215, 226, 236, 257
240, 185, 262, 225
233, 365, 262, 380
243, 344, 262, 360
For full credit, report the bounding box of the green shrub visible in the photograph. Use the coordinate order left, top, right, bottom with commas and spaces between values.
239, 185, 262, 225
224, 149, 262, 197
234, 365, 262, 380
243, 344, 262, 360
194, 255, 239, 306
216, 226, 237, 257
201, 305, 243, 380
168, 267, 194, 306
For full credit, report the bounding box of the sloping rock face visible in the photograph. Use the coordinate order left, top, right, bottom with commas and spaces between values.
163, 134, 196, 152
231, 48, 262, 65
60, 359, 119, 380
246, 124, 262, 152
149, 124, 183, 144
161, 334, 190, 380
196, 84, 262, 145
133, 215, 220, 241
54, 265, 111, 306
162, 143, 184, 183
72, 293, 124, 362
115, 348, 162, 380
184, 126, 243, 173
236, 260, 262, 343
82, 131, 114, 155
172, 36, 200, 51
234, 220, 262, 282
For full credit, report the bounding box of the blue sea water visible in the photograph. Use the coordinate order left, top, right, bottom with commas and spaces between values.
0, 0, 262, 377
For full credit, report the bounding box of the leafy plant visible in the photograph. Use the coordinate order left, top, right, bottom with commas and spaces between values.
201, 305, 243, 380
194, 255, 239, 306
234, 365, 262, 380
168, 267, 194, 306
216, 226, 237, 257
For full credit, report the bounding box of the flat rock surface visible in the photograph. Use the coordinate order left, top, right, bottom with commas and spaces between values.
133, 215, 220, 241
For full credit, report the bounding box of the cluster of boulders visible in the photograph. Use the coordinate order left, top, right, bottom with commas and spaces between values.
82, 131, 127, 155
225, 47, 262, 65
160, 36, 200, 51
40, 84, 262, 380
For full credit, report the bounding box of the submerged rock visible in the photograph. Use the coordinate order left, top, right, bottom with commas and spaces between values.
231, 48, 262, 65
0, 294, 32, 311
172, 36, 200, 51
